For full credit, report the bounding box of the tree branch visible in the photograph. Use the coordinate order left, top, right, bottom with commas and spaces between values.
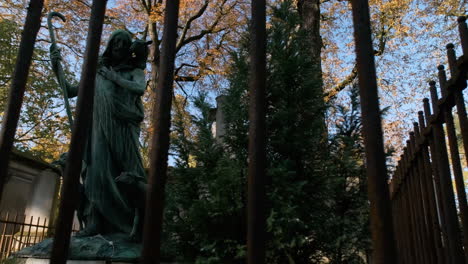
325, 13, 389, 102
176, 0, 209, 50
324, 66, 357, 103
139, 0, 150, 13
175, 63, 198, 77
175, 75, 201, 82
176, 0, 233, 52
36, 37, 85, 59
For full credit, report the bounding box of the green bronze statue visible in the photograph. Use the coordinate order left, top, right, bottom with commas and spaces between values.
50, 30, 150, 241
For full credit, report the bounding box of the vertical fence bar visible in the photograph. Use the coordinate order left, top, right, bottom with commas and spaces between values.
49, 1, 108, 264
428, 81, 464, 264
3, 213, 14, 260
25, 216, 33, 248
40, 218, 47, 242
33, 217, 40, 245
418, 111, 445, 264
401, 150, 415, 263
409, 134, 426, 264
391, 189, 401, 262
406, 146, 421, 262
395, 173, 406, 264
394, 169, 404, 263
446, 45, 468, 184
247, 0, 267, 263
438, 64, 468, 263
424, 97, 450, 263
403, 161, 415, 264
0, 211, 9, 261
397, 160, 408, 263
413, 124, 438, 264
0, 214, 9, 260
407, 141, 424, 263
405, 143, 417, 262
349, 0, 397, 262
458, 17, 468, 56
17, 215, 26, 252
7, 214, 20, 257
141, 1, 180, 263
398, 194, 409, 264
401, 151, 411, 261
398, 166, 411, 264
0, 0, 44, 204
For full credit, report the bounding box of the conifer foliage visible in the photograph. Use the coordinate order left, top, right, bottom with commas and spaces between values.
165, 1, 370, 263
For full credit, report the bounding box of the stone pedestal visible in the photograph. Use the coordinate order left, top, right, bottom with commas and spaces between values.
9, 234, 192, 264
6, 259, 125, 264
11, 234, 141, 263
6, 258, 186, 264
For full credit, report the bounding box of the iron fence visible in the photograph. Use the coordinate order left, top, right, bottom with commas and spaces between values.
389, 16, 468, 264
0, 212, 78, 262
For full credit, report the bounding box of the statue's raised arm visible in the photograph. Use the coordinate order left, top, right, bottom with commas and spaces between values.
48, 12, 77, 128
49, 43, 78, 98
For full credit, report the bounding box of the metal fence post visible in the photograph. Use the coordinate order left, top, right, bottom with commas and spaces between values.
349, 0, 397, 262
0, 0, 44, 205
428, 81, 464, 264
412, 126, 438, 264
458, 17, 468, 56
418, 111, 445, 264
49, 1, 108, 263
141, 0, 180, 263
247, 0, 267, 263
437, 65, 468, 263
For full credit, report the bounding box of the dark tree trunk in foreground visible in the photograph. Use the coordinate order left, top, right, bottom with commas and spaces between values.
297, 0, 323, 90
247, 1, 267, 263
0, 0, 44, 206
350, 0, 397, 262
142, 0, 180, 263
297, 0, 326, 137
50, 1, 108, 263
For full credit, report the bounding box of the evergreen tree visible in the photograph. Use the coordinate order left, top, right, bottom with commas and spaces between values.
165, 1, 370, 263
319, 85, 370, 263
166, 93, 246, 263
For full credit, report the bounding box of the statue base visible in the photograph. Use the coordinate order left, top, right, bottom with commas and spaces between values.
6, 259, 189, 264
5, 258, 130, 264
10, 233, 141, 262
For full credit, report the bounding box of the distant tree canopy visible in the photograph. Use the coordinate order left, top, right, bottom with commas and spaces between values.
1, 0, 465, 160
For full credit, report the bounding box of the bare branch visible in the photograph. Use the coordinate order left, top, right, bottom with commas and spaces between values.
176, 0, 209, 49
175, 80, 190, 101
175, 63, 198, 77
175, 75, 201, 82
76, 0, 91, 8
325, 12, 389, 102
139, 0, 150, 13
176, 0, 234, 52
36, 38, 85, 59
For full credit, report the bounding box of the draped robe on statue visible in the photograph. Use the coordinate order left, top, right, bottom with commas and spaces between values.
66, 30, 147, 235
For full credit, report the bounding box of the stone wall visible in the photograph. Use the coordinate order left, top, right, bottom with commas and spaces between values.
0, 151, 60, 222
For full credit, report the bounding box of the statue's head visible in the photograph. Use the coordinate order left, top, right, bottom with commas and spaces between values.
130, 40, 152, 70
102, 30, 132, 67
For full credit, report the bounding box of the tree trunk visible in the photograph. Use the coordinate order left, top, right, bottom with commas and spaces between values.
297, 0, 327, 138
297, 0, 322, 90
